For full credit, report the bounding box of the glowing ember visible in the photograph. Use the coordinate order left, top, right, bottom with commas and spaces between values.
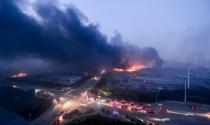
113, 64, 144, 72
58, 115, 64, 122
207, 112, 210, 118
12, 72, 28, 78
100, 69, 106, 74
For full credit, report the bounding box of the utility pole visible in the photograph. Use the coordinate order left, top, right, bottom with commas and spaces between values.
155, 95, 158, 105
184, 80, 187, 103
187, 67, 190, 89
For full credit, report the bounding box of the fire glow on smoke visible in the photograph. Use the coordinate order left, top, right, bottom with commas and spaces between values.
113, 63, 145, 72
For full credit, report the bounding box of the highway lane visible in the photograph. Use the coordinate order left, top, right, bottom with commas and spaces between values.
8, 75, 210, 125
33, 76, 99, 125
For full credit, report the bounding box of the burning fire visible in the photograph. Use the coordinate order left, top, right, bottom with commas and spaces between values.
12, 72, 28, 78
113, 63, 145, 72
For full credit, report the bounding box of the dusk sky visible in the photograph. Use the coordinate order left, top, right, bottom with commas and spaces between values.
70, 0, 210, 63
0, 0, 210, 73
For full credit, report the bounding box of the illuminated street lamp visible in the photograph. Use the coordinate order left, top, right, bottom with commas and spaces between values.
59, 115, 64, 123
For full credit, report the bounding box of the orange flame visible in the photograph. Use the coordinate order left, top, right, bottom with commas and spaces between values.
12, 72, 28, 78
113, 63, 145, 72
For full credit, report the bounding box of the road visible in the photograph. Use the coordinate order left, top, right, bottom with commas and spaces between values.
9, 75, 210, 125
32, 76, 99, 125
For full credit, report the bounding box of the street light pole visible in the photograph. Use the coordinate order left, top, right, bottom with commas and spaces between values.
188, 67, 190, 89
156, 95, 158, 105
184, 80, 187, 103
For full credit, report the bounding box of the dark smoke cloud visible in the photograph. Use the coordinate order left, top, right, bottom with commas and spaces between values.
111, 32, 163, 69
0, 0, 163, 73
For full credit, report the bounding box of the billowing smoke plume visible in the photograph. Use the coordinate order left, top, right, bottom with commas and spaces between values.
110, 32, 163, 69
0, 0, 163, 73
